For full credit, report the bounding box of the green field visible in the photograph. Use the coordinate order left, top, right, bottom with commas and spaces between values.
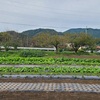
0, 50, 100, 76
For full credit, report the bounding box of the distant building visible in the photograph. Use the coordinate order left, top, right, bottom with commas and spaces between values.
96, 46, 100, 50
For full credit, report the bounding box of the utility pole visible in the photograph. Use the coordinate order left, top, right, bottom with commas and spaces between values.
85, 26, 88, 34
27, 33, 29, 47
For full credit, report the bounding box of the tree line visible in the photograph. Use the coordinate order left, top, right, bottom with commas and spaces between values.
0, 31, 100, 53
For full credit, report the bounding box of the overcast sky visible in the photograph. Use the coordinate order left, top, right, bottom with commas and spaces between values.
0, 0, 100, 32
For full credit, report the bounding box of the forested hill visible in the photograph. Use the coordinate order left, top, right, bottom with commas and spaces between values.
21, 28, 60, 36
63, 28, 100, 38
21, 28, 100, 38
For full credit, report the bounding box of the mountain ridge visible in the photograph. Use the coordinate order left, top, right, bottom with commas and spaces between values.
21, 28, 100, 38
63, 28, 100, 37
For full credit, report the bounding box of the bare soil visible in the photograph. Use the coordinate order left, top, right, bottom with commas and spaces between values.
0, 78, 100, 84
58, 55, 100, 59
66, 55, 100, 59
0, 78, 100, 100
0, 91, 100, 100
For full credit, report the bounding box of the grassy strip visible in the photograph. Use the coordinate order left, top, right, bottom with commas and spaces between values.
0, 66, 100, 76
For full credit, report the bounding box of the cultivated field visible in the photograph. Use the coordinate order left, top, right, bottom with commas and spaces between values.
0, 50, 100, 100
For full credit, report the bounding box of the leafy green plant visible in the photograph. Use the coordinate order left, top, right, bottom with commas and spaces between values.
0, 57, 100, 66
19, 50, 45, 57
0, 66, 100, 76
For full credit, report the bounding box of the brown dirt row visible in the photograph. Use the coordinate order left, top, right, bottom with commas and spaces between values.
0, 91, 100, 100
0, 78, 100, 84
54, 55, 100, 59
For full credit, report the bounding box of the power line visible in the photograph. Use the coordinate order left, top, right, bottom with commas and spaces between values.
0, 21, 70, 29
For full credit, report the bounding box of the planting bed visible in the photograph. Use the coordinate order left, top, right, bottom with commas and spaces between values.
0, 66, 100, 76
0, 78, 100, 100
0, 57, 100, 65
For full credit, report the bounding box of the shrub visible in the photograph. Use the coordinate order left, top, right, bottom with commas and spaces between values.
77, 50, 89, 55
19, 50, 45, 57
